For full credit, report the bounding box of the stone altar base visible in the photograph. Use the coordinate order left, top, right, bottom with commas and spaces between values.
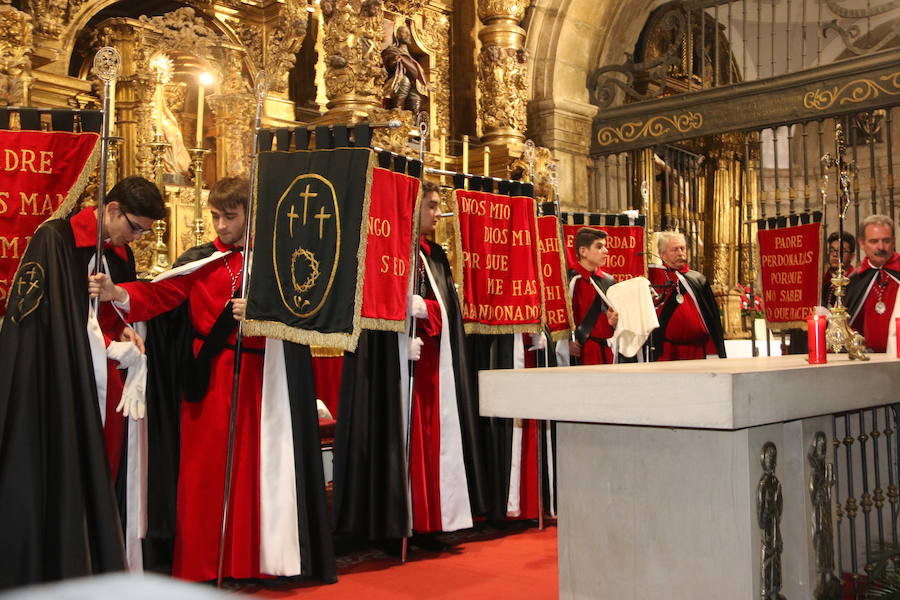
556, 417, 829, 599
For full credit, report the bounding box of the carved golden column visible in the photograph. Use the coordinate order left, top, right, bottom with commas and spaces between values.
208, 92, 255, 177
0, 0, 33, 107
477, 0, 528, 147
320, 0, 384, 121
707, 148, 747, 338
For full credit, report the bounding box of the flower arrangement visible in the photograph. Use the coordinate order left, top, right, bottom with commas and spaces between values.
740, 285, 764, 318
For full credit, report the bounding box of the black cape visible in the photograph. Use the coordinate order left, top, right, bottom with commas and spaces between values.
0, 216, 134, 588
332, 240, 488, 540
650, 268, 727, 360
468, 333, 557, 522
140, 243, 336, 583
845, 265, 900, 323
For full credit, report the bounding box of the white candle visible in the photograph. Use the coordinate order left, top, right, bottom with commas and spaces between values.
195, 80, 205, 147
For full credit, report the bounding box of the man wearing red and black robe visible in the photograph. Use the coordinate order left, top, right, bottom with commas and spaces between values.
90, 177, 335, 583
0, 176, 165, 588
407, 182, 487, 538
567, 227, 618, 365
847, 215, 900, 354
648, 231, 726, 361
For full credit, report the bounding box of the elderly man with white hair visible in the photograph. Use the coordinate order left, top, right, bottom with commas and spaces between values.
647, 231, 726, 361
846, 214, 899, 353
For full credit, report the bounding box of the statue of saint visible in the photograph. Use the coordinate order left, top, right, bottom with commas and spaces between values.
381, 25, 429, 114
757, 442, 786, 600
152, 74, 191, 177
808, 432, 842, 600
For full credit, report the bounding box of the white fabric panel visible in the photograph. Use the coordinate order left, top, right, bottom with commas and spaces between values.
259, 339, 302, 575
506, 335, 526, 517
421, 253, 473, 532
124, 414, 148, 572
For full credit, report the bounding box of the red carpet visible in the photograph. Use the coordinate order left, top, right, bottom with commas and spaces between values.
247, 524, 558, 599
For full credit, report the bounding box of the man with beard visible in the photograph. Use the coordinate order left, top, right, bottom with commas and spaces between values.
89, 177, 335, 583
648, 231, 726, 361
0, 176, 165, 588
847, 215, 899, 353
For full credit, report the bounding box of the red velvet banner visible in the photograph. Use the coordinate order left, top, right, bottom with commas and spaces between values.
756, 222, 823, 329
536, 215, 574, 339
454, 189, 542, 333
562, 224, 645, 281
360, 167, 419, 330
0, 130, 99, 315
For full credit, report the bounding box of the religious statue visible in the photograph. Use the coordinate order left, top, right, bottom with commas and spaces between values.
150, 54, 191, 178
381, 24, 429, 114
808, 432, 842, 600
757, 442, 787, 600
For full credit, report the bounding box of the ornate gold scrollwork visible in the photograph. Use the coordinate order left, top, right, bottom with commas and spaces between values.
802, 72, 900, 111
264, 0, 308, 94
477, 45, 529, 135
0, 0, 33, 106
595, 111, 703, 146
320, 0, 384, 113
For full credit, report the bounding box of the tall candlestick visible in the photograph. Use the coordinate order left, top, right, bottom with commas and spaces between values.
108, 79, 116, 137
439, 134, 446, 185
462, 135, 469, 190
195, 81, 205, 147
483, 145, 490, 176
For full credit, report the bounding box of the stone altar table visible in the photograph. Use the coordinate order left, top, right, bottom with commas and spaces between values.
479, 355, 900, 599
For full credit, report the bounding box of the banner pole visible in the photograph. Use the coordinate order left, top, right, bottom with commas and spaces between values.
216, 70, 268, 589
524, 139, 547, 531
401, 114, 429, 564
90, 47, 121, 312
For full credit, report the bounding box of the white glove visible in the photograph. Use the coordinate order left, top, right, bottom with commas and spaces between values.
106, 341, 147, 420
407, 336, 424, 361
528, 332, 547, 351
409, 294, 428, 319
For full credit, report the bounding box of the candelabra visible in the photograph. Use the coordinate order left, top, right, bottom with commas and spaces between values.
189, 146, 211, 248
820, 123, 869, 361
141, 127, 172, 277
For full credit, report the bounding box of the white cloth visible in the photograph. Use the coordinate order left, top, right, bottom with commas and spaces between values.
106, 341, 148, 420
316, 399, 333, 420
607, 276, 659, 358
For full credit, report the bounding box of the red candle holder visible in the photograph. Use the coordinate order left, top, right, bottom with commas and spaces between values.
807, 314, 827, 364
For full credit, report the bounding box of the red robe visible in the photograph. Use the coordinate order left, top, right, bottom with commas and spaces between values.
70, 207, 131, 478
569, 263, 615, 365
410, 241, 447, 533
119, 238, 267, 581
648, 264, 717, 361
409, 239, 475, 534
850, 253, 900, 353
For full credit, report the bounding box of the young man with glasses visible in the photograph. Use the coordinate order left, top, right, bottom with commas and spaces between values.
0, 175, 165, 587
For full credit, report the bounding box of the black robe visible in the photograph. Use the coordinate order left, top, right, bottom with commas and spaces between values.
0, 216, 133, 588
845, 265, 900, 322
650, 268, 727, 360
468, 333, 557, 522
332, 240, 487, 540
140, 243, 336, 583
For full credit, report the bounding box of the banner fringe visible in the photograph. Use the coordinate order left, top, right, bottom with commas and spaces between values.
244, 318, 362, 352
